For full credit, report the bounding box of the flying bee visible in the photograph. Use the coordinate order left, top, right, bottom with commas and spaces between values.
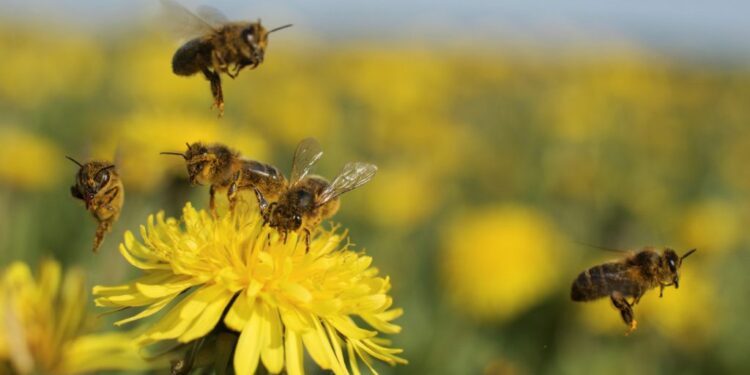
161, 0, 292, 116
255, 137, 378, 249
67, 156, 124, 253
161, 142, 286, 215
571, 247, 697, 334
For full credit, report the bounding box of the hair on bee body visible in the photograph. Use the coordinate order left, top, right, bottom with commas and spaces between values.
66, 156, 124, 253
571, 246, 697, 334
255, 137, 378, 251
161, 0, 292, 116
161, 142, 286, 216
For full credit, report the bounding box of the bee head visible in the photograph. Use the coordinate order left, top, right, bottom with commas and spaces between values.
662, 248, 697, 288
67, 156, 115, 210
161, 142, 220, 185
269, 199, 303, 232
242, 21, 292, 65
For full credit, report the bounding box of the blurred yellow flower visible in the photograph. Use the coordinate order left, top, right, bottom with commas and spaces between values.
113, 37, 208, 106
94, 202, 406, 375
0, 259, 148, 374
679, 200, 741, 254
0, 126, 62, 190
441, 205, 565, 322
637, 266, 716, 346
364, 167, 439, 228
0, 28, 103, 108
333, 49, 451, 117
240, 70, 340, 146
92, 111, 269, 192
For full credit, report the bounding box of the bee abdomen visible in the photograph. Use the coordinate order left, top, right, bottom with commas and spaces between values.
172, 38, 212, 76
570, 263, 624, 302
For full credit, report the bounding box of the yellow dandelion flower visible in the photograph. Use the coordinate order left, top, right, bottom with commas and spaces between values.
440, 205, 565, 322
94, 202, 406, 375
0, 126, 62, 190
0, 259, 149, 374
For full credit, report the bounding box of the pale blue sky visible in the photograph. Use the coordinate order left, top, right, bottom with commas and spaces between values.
2, 0, 749, 57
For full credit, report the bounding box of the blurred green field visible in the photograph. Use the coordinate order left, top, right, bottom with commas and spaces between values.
1, 23, 750, 375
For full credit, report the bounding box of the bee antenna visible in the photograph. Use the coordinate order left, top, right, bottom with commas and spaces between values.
268, 24, 293, 34
65, 155, 84, 168
186, 142, 191, 149
573, 240, 628, 253
160, 151, 187, 160
681, 248, 697, 260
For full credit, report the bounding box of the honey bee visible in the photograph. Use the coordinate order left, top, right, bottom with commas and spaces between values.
161, 0, 292, 116
66, 156, 124, 253
161, 142, 286, 215
571, 247, 697, 334
254, 137, 378, 249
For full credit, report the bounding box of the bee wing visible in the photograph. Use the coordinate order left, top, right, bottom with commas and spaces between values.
159, 0, 221, 40
289, 137, 323, 186
195, 5, 230, 25
317, 162, 377, 206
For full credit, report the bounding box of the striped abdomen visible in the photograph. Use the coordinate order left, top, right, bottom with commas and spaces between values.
172, 37, 213, 76
239, 160, 287, 199
570, 262, 642, 301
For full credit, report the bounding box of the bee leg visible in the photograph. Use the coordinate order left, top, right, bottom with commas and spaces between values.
93, 220, 112, 253
209, 185, 218, 218
632, 290, 644, 305
171, 336, 206, 375
227, 172, 241, 214
202, 67, 224, 116
659, 282, 675, 298
254, 188, 273, 224
304, 228, 311, 252
611, 292, 637, 335
70, 186, 84, 200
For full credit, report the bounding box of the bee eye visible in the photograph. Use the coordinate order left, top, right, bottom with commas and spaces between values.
100, 171, 110, 184
246, 33, 255, 43
668, 259, 676, 272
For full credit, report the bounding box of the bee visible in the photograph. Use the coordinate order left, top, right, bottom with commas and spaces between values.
66, 156, 124, 253
161, 142, 286, 215
161, 0, 292, 116
254, 137, 378, 249
571, 247, 697, 334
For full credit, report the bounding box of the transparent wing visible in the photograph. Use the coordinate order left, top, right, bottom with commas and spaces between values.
289, 137, 323, 186
159, 0, 220, 40
196, 5, 230, 25
317, 162, 377, 205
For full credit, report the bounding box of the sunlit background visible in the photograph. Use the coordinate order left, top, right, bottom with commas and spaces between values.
2, 1, 750, 374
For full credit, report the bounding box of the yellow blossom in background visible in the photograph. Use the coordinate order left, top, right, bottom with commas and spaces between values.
0, 126, 62, 190
92, 111, 269, 192
637, 266, 716, 347
0, 259, 149, 374
239, 68, 340, 145
365, 167, 440, 229
441, 205, 565, 322
113, 37, 208, 106
333, 49, 452, 117
0, 28, 103, 109
679, 200, 742, 254
94, 202, 406, 375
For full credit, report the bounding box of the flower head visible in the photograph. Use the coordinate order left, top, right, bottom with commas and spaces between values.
0, 259, 148, 374
440, 205, 565, 322
94, 201, 406, 375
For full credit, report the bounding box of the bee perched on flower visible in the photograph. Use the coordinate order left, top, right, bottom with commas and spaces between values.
94, 201, 406, 375
0, 259, 150, 375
